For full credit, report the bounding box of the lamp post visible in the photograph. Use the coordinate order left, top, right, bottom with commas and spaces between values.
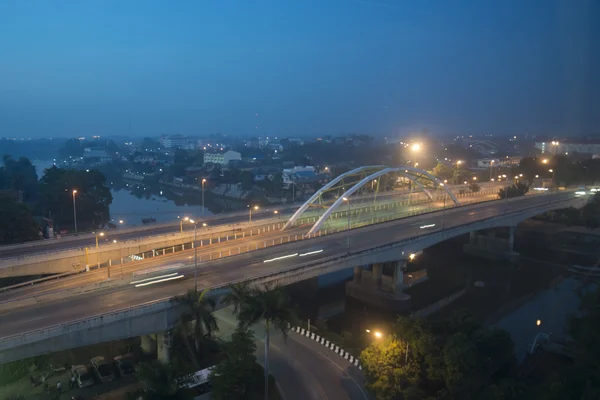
72, 189, 78, 235
201, 178, 207, 213
95, 231, 104, 270
551, 141, 559, 156
180, 216, 189, 235
343, 197, 351, 251
249, 205, 259, 223
489, 160, 494, 181
95, 232, 104, 249
189, 219, 198, 291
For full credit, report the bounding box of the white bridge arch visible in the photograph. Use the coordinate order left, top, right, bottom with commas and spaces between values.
282, 165, 386, 230
306, 166, 460, 234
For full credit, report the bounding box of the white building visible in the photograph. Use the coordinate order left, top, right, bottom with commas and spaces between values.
203, 150, 241, 166
535, 139, 600, 156
161, 135, 195, 149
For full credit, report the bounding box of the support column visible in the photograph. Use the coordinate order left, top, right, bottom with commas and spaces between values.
157, 331, 172, 363
469, 231, 477, 244
392, 260, 407, 293
508, 226, 515, 251
353, 266, 362, 284
372, 264, 383, 290
140, 335, 156, 356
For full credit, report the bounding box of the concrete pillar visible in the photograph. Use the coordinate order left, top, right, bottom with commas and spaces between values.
469, 231, 477, 244
508, 226, 515, 251
353, 266, 362, 284
157, 331, 172, 363
372, 264, 383, 290
140, 335, 156, 356
392, 260, 407, 293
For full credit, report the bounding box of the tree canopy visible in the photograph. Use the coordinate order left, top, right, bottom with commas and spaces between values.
0, 193, 40, 244
360, 311, 517, 399
210, 327, 260, 400
38, 166, 112, 231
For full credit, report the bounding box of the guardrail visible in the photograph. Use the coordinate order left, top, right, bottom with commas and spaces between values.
0, 193, 577, 345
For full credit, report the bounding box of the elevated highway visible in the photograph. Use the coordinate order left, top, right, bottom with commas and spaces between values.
0, 191, 584, 363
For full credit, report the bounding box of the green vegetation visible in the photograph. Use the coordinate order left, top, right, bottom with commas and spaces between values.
362, 284, 600, 400
0, 193, 41, 244
360, 310, 516, 400
172, 289, 220, 368
497, 182, 529, 199
224, 284, 297, 400
39, 166, 113, 230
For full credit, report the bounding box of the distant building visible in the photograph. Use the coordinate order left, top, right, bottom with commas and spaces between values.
161, 135, 196, 149
83, 148, 111, 164
203, 150, 241, 166
535, 138, 600, 157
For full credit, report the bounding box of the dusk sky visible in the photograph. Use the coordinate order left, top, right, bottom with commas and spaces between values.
1, 0, 598, 138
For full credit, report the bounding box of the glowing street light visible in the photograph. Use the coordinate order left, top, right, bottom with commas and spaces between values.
180, 216, 190, 235
119, 220, 124, 224
248, 205, 259, 223
201, 178, 207, 213
542, 159, 548, 164
411, 143, 421, 152
343, 197, 351, 250
472, 176, 477, 181
72, 189, 78, 236
95, 232, 105, 249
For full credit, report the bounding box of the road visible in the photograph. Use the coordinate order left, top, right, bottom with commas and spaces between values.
0, 184, 498, 258
215, 307, 371, 400
0, 191, 575, 339
0, 195, 492, 302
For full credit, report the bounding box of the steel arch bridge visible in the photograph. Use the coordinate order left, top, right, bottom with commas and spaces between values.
283, 165, 460, 234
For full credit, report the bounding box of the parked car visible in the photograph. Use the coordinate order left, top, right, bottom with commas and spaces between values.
113, 354, 136, 377
71, 364, 94, 388
90, 356, 115, 383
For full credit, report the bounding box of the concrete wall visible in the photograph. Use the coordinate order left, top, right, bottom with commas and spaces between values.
0, 220, 287, 278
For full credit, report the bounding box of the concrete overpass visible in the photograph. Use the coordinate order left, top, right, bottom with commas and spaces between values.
1, 178, 499, 278
0, 191, 584, 363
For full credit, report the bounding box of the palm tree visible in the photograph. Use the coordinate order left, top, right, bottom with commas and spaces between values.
172, 289, 219, 365
224, 283, 297, 400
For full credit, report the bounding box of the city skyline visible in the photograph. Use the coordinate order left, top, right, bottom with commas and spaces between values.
1, 0, 599, 138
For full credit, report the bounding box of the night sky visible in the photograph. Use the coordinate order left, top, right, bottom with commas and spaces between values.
1, 0, 598, 138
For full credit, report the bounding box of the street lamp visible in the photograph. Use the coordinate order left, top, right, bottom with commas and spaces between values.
551, 141, 559, 156
119, 220, 124, 224
72, 189, 78, 236
472, 176, 477, 181
365, 329, 383, 339
489, 160, 494, 181
343, 197, 351, 251
201, 178, 207, 213
95, 232, 105, 249
542, 159, 548, 164
180, 216, 189, 235
188, 219, 199, 291
249, 205, 259, 223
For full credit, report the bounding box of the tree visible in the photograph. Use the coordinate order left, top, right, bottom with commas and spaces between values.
469, 183, 481, 193
360, 335, 420, 400
1, 155, 39, 201
210, 327, 260, 400
38, 167, 112, 230
498, 182, 529, 199
433, 163, 454, 181
0, 193, 40, 244
224, 284, 297, 400
172, 289, 219, 366
131, 360, 192, 400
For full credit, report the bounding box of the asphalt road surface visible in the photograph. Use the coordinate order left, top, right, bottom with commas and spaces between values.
0, 191, 575, 338
0, 185, 497, 258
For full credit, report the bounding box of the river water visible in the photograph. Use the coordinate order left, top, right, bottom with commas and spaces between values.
32, 160, 210, 226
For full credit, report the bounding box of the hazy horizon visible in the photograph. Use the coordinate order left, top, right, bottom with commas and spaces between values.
1, 0, 599, 139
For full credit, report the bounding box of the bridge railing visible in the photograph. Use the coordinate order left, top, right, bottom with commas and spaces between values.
0, 193, 579, 348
